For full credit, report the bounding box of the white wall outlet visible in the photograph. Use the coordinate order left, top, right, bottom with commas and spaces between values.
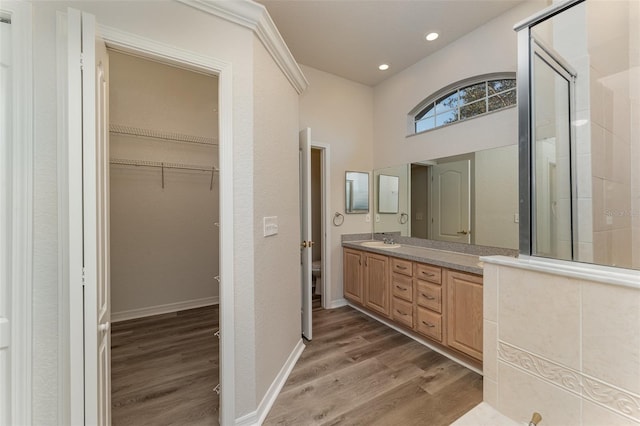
263, 216, 278, 237
606, 215, 613, 225
365, 214, 371, 222
514, 213, 519, 223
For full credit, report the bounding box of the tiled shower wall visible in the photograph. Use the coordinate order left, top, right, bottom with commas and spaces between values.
483, 260, 640, 425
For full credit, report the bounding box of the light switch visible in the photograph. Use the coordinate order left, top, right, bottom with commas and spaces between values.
375, 214, 380, 223
514, 213, 519, 223
365, 214, 371, 222
263, 216, 278, 237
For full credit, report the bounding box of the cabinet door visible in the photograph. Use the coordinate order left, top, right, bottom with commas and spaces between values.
343, 249, 363, 303
364, 253, 390, 316
446, 270, 483, 361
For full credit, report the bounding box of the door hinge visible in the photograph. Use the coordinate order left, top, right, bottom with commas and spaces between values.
79, 54, 84, 71
81, 267, 86, 287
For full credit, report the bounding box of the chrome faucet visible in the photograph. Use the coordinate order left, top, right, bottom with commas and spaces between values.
383, 237, 395, 245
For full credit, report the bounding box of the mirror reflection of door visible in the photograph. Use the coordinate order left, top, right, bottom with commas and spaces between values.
429, 160, 471, 243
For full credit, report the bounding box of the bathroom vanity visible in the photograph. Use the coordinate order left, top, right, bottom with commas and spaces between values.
343, 239, 488, 367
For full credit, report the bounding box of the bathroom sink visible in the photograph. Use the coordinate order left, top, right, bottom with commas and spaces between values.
360, 241, 401, 249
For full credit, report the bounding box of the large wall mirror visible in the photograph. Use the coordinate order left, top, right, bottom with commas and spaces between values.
373, 144, 519, 250
345, 171, 369, 213
378, 175, 400, 213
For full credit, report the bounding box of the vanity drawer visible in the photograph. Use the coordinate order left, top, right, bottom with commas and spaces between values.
415, 280, 442, 313
391, 258, 413, 277
416, 307, 442, 342
392, 297, 414, 328
414, 263, 441, 284
392, 273, 413, 302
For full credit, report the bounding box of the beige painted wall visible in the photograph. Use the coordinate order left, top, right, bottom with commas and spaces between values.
252, 37, 301, 403
372, 1, 547, 169
109, 51, 219, 315
299, 65, 374, 307
474, 145, 519, 249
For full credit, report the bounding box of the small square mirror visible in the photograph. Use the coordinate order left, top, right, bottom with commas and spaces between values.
345, 171, 369, 213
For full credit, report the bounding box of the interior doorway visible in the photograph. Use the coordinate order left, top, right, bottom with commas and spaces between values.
108, 50, 221, 423
310, 147, 323, 310
299, 130, 331, 340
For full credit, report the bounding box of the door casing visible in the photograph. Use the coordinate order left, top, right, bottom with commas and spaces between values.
64, 14, 236, 425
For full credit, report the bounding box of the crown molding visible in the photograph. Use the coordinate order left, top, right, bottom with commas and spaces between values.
178, 0, 309, 94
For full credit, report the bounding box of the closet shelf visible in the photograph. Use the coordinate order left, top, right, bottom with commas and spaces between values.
110, 158, 218, 173
110, 123, 218, 147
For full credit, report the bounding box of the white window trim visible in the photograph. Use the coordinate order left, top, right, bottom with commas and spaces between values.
407, 72, 517, 136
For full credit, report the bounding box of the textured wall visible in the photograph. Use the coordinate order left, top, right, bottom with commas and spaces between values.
109, 51, 219, 315
252, 37, 301, 404
372, 1, 547, 169
298, 65, 374, 307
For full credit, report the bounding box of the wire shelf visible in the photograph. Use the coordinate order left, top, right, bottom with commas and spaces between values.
110, 123, 218, 147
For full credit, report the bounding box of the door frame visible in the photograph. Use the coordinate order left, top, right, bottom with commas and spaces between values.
1, 2, 33, 425
310, 142, 332, 309
63, 19, 236, 425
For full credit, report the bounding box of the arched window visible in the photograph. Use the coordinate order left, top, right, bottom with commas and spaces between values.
409, 73, 516, 135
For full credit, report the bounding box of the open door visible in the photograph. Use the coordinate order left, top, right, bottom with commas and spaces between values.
0, 17, 11, 426
430, 160, 471, 244
299, 128, 312, 340
68, 8, 111, 425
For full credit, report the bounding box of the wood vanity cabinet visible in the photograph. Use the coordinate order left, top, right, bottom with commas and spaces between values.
343, 248, 364, 303
391, 258, 414, 327
363, 253, 390, 317
343, 246, 483, 363
446, 270, 483, 361
343, 248, 390, 317
414, 262, 443, 342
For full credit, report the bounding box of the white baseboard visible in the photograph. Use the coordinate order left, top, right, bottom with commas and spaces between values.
325, 298, 348, 309
235, 339, 305, 426
347, 302, 483, 375
111, 296, 219, 322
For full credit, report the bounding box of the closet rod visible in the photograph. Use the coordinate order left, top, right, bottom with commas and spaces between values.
109, 124, 218, 147
110, 158, 218, 173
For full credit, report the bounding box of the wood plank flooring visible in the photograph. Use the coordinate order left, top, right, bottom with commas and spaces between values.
111, 305, 220, 426
264, 306, 482, 426
111, 303, 481, 426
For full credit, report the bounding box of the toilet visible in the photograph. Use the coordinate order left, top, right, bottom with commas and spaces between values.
312, 260, 322, 295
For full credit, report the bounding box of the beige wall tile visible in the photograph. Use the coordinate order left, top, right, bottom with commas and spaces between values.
484, 264, 498, 322
582, 282, 640, 395
611, 228, 633, 268
484, 320, 498, 381
484, 378, 498, 409
582, 400, 640, 426
499, 268, 581, 369
497, 362, 581, 426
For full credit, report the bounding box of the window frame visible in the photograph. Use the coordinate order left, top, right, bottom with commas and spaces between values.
408, 72, 517, 136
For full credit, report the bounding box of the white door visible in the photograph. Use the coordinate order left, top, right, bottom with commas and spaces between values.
430, 160, 471, 244
0, 19, 12, 426
299, 128, 312, 340
68, 9, 111, 425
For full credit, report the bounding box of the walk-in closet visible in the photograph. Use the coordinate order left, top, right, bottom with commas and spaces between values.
107, 50, 220, 425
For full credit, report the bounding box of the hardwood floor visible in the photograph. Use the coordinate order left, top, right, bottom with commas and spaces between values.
111, 305, 220, 426
264, 306, 482, 426
111, 304, 481, 426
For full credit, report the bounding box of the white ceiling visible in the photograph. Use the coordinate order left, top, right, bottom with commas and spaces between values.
257, 0, 525, 86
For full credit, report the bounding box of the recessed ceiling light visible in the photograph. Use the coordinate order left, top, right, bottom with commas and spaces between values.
378, 64, 390, 71
426, 32, 439, 41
